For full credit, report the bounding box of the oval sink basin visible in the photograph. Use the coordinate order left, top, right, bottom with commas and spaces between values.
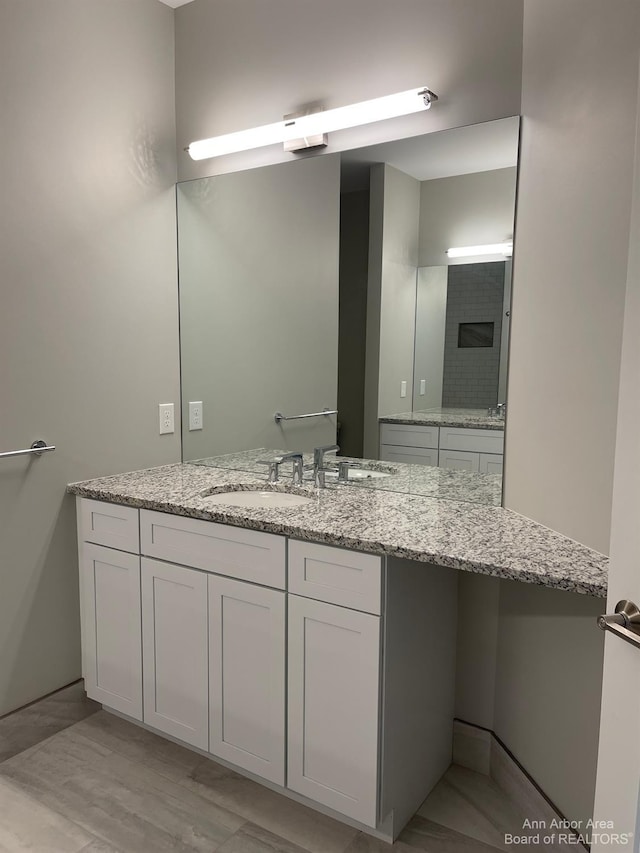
203, 490, 313, 508
324, 468, 392, 480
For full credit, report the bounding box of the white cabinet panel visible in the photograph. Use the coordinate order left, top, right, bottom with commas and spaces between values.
288, 595, 380, 827
479, 454, 503, 475
288, 540, 381, 614
81, 543, 142, 719
79, 498, 139, 553
141, 558, 208, 750
379, 423, 439, 448
379, 445, 438, 466
140, 510, 285, 589
439, 426, 504, 455
209, 576, 285, 784
438, 449, 480, 472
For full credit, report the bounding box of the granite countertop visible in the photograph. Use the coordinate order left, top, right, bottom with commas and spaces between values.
380, 408, 505, 430
68, 463, 607, 598
190, 448, 503, 506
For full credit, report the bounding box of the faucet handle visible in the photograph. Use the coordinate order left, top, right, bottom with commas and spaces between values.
337, 459, 361, 483
313, 444, 340, 468
257, 459, 280, 482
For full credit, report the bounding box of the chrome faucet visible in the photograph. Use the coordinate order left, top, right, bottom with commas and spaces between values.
313, 444, 339, 487
274, 452, 304, 485
337, 459, 362, 483
258, 451, 304, 484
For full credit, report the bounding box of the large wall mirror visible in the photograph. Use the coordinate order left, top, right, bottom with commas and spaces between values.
178, 116, 519, 505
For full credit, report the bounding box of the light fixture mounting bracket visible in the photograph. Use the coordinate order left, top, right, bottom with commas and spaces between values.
283, 104, 328, 153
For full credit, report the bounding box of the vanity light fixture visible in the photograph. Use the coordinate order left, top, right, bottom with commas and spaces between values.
446, 242, 513, 259
187, 87, 438, 161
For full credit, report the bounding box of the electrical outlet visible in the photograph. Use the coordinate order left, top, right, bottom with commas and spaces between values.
420, 379, 426, 395
400, 380, 407, 398
159, 403, 175, 435
189, 401, 203, 431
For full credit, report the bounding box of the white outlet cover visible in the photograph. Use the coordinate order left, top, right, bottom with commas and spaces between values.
189, 401, 203, 431
159, 403, 175, 435
400, 381, 407, 398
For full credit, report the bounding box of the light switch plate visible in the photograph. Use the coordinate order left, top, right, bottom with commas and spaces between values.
400, 381, 407, 398
420, 379, 426, 395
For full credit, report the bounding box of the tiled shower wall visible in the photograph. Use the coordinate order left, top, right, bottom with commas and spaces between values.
442, 262, 505, 408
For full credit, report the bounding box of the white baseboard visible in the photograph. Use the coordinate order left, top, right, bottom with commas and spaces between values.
453, 720, 588, 852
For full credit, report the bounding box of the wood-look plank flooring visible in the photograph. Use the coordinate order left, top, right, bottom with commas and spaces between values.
0, 684, 553, 852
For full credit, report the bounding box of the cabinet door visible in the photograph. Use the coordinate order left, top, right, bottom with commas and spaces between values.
379, 445, 438, 466
288, 595, 380, 827
141, 558, 208, 750
209, 577, 285, 784
81, 543, 142, 719
438, 449, 480, 472
478, 453, 503, 475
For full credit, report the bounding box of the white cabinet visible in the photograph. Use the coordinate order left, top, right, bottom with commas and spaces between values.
287, 595, 380, 827
141, 558, 209, 750
208, 575, 285, 784
77, 499, 458, 841
479, 454, 504, 475
288, 539, 381, 614
379, 445, 439, 466
438, 449, 480, 472
80, 542, 142, 719
379, 423, 439, 468
379, 422, 504, 474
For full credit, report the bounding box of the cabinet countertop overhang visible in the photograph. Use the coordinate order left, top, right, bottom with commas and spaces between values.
67, 463, 607, 598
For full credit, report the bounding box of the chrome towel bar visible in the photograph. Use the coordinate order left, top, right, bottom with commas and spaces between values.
0, 440, 56, 460
274, 408, 338, 424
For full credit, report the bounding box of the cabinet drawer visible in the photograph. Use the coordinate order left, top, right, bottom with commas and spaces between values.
288, 540, 381, 614
379, 423, 439, 449
380, 445, 438, 466
78, 497, 139, 553
438, 449, 479, 472
140, 510, 286, 589
439, 426, 504, 455
479, 454, 504, 475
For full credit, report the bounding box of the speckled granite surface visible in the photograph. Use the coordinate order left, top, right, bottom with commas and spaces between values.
380, 408, 505, 430
68, 463, 607, 597
191, 448, 503, 506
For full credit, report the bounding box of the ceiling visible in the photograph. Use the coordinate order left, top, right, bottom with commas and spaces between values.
340, 116, 520, 192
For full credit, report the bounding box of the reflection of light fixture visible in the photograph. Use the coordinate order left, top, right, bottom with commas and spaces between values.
447, 243, 513, 258
187, 87, 439, 161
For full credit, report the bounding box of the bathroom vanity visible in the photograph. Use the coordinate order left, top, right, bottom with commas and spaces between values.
379, 411, 505, 474
69, 463, 607, 841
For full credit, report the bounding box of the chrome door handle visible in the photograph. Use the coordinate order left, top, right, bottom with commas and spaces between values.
598, 600, 640, 649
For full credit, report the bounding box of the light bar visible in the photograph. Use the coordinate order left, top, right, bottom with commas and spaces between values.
187, 87, 438, 161
447, 243, 513, 259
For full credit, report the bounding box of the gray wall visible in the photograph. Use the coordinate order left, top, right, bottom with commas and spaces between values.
364, 164, 420, 457
175, 0, 524, 181
0, 0, 180, 715
179, 155, 339, 459
490, 0, 640, 825
493, 583, 604, 831
441, 263, 505, 408
413, 267, 447, 409
505, 0, 640, 555
419, 168, 517, 267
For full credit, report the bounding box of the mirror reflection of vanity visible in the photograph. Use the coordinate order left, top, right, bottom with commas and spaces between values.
177, 116, 519, 505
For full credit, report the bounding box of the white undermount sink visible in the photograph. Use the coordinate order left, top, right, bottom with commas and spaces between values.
325, 468, 392, 480
202, 488, 313, 508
